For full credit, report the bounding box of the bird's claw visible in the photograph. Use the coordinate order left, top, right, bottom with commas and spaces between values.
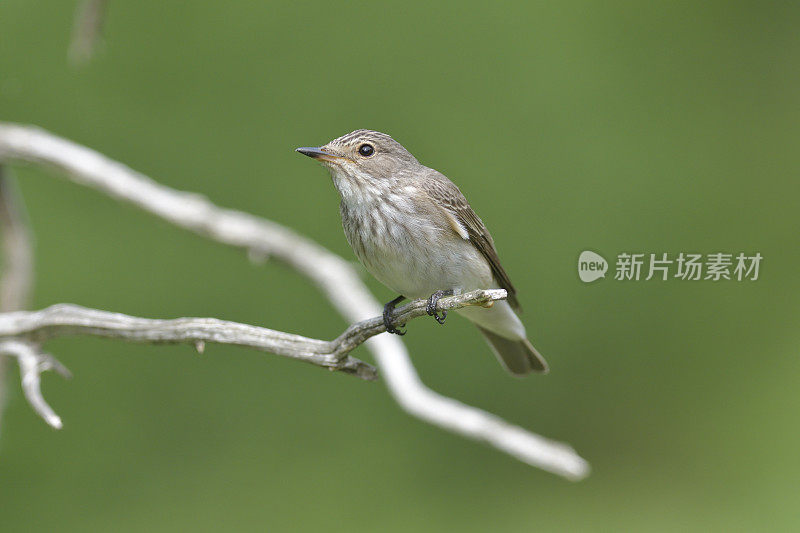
383, 296, 407, 336
386, 323, 406, 335
426, 290, 453, 325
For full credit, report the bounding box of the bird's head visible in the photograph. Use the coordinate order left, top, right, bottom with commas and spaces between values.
296, 130, 421, 187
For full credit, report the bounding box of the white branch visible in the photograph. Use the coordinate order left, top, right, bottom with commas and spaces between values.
0, 122, 589, 480
0, 341, 70, 429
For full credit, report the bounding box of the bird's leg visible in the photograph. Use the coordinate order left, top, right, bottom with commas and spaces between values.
426, 289, 454, 324
383, 295, 407, 335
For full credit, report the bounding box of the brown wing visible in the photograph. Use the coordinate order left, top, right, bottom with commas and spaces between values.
421, 173, 521, 310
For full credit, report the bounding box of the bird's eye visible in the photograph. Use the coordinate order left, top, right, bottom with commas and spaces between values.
358, 144, 374, 157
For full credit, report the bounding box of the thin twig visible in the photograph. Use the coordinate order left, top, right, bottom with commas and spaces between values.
0, 341, 70, 429
68, 0, 108, 66
0, 290, 507, 383
0, 123, 589, 480
0, 169, 33, 312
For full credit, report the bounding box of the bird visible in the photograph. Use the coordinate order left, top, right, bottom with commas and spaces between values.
296, 130, 548, 375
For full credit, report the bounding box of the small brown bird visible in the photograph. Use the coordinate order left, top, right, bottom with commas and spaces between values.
297, 130, 548, 375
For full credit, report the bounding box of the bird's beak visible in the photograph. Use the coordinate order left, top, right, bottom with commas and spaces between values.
295, 146, 345, 162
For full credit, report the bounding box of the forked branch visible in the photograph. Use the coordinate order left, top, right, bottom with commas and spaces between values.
0, 289, 507, 384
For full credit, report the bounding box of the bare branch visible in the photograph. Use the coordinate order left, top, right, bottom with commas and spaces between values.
68, 0, 108, 66
0, 290, 507, 383
332, 289, 506, 355
0, 122, 589, 480
0, 341, 68, 429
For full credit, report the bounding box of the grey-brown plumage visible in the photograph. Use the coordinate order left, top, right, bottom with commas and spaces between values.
419, 175, 521, 311
296, 130, 547, 375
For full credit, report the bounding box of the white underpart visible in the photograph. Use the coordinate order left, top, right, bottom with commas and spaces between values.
331, 166, 526, 341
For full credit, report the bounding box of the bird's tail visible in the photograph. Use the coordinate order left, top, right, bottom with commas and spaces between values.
476, 326, 549, 376
456, 299, 548, 376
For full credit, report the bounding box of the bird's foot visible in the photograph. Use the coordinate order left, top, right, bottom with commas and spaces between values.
382, 295, 406, 335
426, 290, 454, 325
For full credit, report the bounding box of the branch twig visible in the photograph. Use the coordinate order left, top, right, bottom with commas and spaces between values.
0, 290, 507, 383
0, 123, 589, 480
0, 168, 33, 313
0, 167, 67, 430
0, 341, 70, 429
68, 0, 108, 66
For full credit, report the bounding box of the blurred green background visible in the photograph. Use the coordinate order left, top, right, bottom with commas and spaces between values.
1, 1, 798, 531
